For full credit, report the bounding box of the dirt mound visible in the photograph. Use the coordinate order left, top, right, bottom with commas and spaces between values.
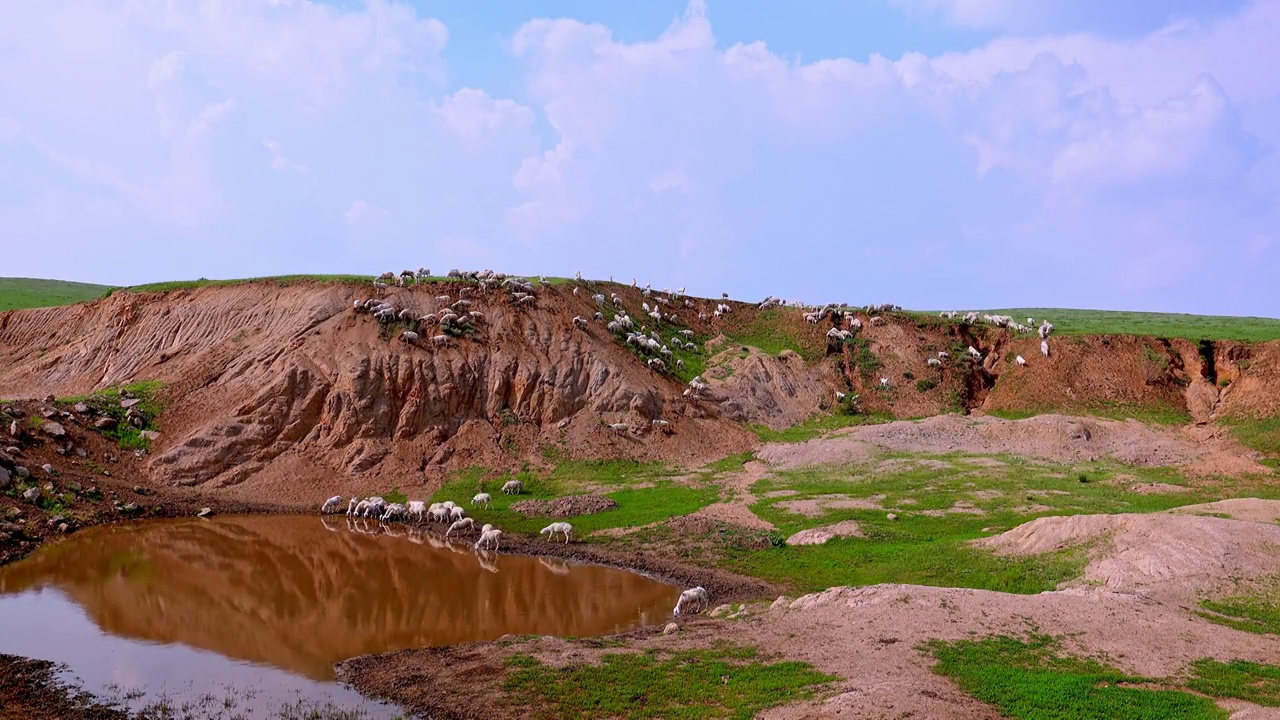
784, 520, 864, 545
1167, 498, 1280, 524
510, 495, 618, 517
975, 512, 1280, 601
703, 348, 837, 431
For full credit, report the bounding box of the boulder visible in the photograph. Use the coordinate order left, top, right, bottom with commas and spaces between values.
121, 502, 139, 513
41, 408, 58, 419
22, 487, 41, 503
197, 507, 214, 518
121, 398, 143, 409
1, 405, 20, 418
0, 449, 13, 468
15, 466, 30, 479
662, 623, 680, 635
785, 528, 837, 546
41, 464, 54, 475
0, 522, 21, 534
66, 480, 82, 492
139, 430, 160, 442
57, 523, 71, 534
8, 420, 20, 438
709, 604, 734, 618
73, 403, 91, 414
0, 467, 9, 489
94, 417, 118, 430
42, 421, 66, 438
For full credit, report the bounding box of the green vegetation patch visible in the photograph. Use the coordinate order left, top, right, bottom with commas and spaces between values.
974, 307, 1280, 343
431, 462, 718, 536
1188, 659, 1280, 707
1197, 573, 1280, 636
986, 402, 1192, 426
0, 277, 116, 311
721, 308, 823, 360
121, 274, 372, 294
504, 644, 837, 720
748, 410, 893, 444
929, 634, 1227, 720
728, 451, 1278, 594
58, 380, 165, 450
1221, 415, 1280, 468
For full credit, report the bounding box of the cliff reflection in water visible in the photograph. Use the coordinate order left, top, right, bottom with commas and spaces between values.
0, 515, 681, 679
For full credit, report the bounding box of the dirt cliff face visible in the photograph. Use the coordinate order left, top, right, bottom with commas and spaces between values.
2, 283, 1277, 499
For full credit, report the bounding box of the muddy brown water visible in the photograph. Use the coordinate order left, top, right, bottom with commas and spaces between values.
0, 514, 682, 717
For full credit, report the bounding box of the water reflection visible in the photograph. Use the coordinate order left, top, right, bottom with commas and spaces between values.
0, 515, 681, 682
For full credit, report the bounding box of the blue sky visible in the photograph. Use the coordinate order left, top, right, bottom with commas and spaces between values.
1, 0, 1277, 316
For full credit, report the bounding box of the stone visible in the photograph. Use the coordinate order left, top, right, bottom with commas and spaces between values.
1, 405, 19, 417
785, 528, 836, 546
42, 421, 66, 438
75, 447, 87, 458
41, 408, 58, 419
57, 523, 71, 534
709, 604, 733, 618
66, 481, 82, 492
662, 623, 680, 635
133, 486, 147, 495
0, 522, 21, 534
1067, 422, 1092, 442
121, 502, 139, 513
41, 464, 54, 474
0, 467, 9, 489
139, 430, 160, 441
42, 483, 54, 492
0, 449, 13, 468
93, 417, 118, 430
120, 398, 142, 409
15, 466, 30, 479
43, 395, 55, 404
769, 596, 791, 611
887, 513, 899, 521
197, 507, 214, 518
22, 487, 41, 503
73, 403, 90, 414
8, 420, 20, 438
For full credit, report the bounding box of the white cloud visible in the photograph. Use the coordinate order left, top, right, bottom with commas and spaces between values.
263, 140, 308, 174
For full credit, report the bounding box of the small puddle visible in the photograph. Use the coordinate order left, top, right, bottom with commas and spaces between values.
0, 515, 682, 717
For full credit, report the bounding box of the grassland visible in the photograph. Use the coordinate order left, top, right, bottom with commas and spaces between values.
1197, 572, 1280, 636
720, 307, 824, 360
430, 460, 720, 536
711, 451, 1280, 594
122, 274, 374, 294
747, 410, 894, 444
972, 307, 1280, 343
56, 380, 165, 451
0, 277, 115, 311
929, 634, 1229, 719
503, 644, 836, 720
987, 402, 1193, 426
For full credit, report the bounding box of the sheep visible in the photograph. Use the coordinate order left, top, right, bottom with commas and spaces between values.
377, 271, 395, 281
1041, 339, 1050, 357
502, 479, 524, 495
407, 500, 427, 522
517, 295, 536, 306
472, 492, 492, 508
450, 506, 467, 522
675, 358, 685, 370
652, 419, 672, 433
446, 517, 475, 537
593, 311, 604, 321
927, 357, 942, 368
880, 377, 891, 388
572, 315, 588, 329
609, 422, 631, 436
869, 316, 885, 326
937, 351, 950, 360
673, 586, 709, 616
968, 346, 982, 359
380, 503, 407, 522
963, 312, 979, 324
475, 528, 503, 551
346, 497, 361, 516
540, 522, 573, 544
432, 334, 449, 347
321, 495, 344, 514
593, 293, 606, 305
429, 506, 450, 523
400, 330, 420, 343
1038, 321, 1055, 339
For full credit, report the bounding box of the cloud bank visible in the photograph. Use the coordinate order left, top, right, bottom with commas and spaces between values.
0, 0, 1276, 315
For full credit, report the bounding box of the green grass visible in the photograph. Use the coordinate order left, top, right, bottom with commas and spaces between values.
1188, 659, 1280, 707
928, 634, 1227, 719
987, 403, 1192, 426
723, 451, 1280, 594
382, 488, 409, 505
1220, 415, 1280, 466
748, 410, 894, 444
120, 274, 375, 294
0, 277, 115, 311
503, 644, 837, 720
596, 297, 709, 383
430, 462, 718, 536
1197, 573, 1280, 636
721, 308, 823, 360
973, 307, 1280, 343
58, 380, 165, 450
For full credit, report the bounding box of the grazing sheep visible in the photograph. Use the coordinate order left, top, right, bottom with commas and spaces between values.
472, 492, 492, 508
1016, 355, 1026, 366
540, 522, 573, 544
321, 495, 344, 514
475, 528, 503, 552
407, 500, 427, 522
502, 479, 524, 495
381, 503, 407, 522
432, 334, 449, 347
647, 358, 666, 372
869, 316, 885, 326
609, 422, 630, 436
963, 312, 979, 324
400, 330, 420, 343
673, 586, 709, 616
968, 346, 982, 359
429, 506, 450, 523
880, 377, 891, 388
937, 351, 950, 360
927, 357, 942, 368
1041, 339, 1050, 357
446, 517, 475, 537
573, 315, 588, 329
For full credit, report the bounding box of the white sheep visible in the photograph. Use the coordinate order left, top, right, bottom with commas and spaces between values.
400, 330, 420, 343
407, 500, 427, 522
540, 522, 573, 544
472, 492, 492, 508
321, 495, 344, 514
1016, 355, 1026, 366
475, 528, 503, 552
609, 422, 631, 436
673, 586, 709, 616
938, 351, 950, 360
380, 503, 407, 522
927, 357, 942, 368
573, 315, 588, 329
1041, 339, 1050, 357
502, 479, 524, 495
880, 377, 891, 388
446, 517, 475, 537
432, 334, 449, 347
968, 346, 982, 359
429, 506, 450, 523
450, 506, 467, 522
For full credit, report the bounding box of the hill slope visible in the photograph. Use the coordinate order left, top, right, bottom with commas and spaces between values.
1, 278, 1277, 500
0, 277, 115, 311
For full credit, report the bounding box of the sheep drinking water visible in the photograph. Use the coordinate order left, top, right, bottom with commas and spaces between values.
673, 586, 709, 616
321, 495, 344, 514
540, 522, 573, 544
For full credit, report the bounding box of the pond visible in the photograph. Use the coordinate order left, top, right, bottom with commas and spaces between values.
0, 515, 682, 717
